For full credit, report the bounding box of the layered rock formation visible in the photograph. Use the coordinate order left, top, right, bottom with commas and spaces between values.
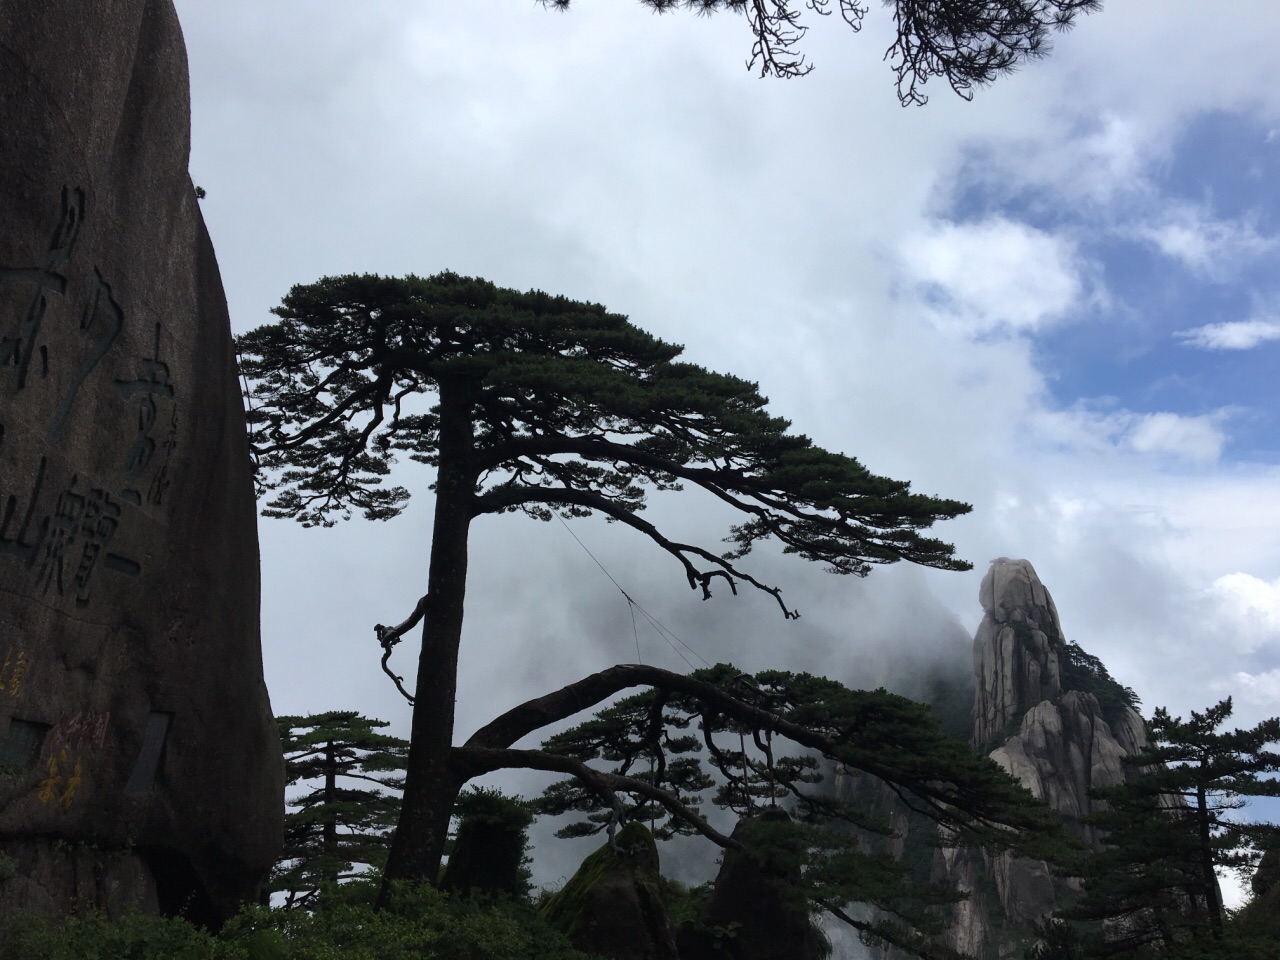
0, 0, 282, 922
833, 559, 1146, 960
933, 558, 1146, 958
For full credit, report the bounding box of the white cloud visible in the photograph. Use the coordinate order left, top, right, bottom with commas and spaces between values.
1177, 318, 1280, 350
1210, 573, 1280, 650
1231, 669, 1280, 707
172, 0, 1280, 891
1033, 406, 1230, 464
1133, 204, 1275, 279
1126, 411, 1229, 462
899, 218, 1084, 337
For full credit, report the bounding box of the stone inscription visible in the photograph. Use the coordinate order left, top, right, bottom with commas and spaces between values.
31, 711, 110, 810
1, 188, 182, 610
37, 747, 82, 810
0, 644, 28, 699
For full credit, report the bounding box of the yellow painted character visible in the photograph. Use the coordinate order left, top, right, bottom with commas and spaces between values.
8, 651, 27, 698
37, 749, 67, 805
60, 760, 82, 811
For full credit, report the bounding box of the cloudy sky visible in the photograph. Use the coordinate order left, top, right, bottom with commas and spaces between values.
172, 0, 1280, 891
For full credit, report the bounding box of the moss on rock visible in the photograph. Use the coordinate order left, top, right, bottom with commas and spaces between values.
540, 822, 678, 960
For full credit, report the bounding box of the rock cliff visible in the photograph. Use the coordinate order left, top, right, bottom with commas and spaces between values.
680, 810, 825, 960
975, 559, 1145, 843
934, 559, 1146, 957
835, 559, 1146, 960
0, 0, 283, 923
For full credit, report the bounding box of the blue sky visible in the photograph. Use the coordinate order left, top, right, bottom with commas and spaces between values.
947, 109, 1280, 461
173, 0, 1280, 898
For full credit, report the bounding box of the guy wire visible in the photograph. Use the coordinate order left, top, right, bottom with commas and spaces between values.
555, 515, 710, 670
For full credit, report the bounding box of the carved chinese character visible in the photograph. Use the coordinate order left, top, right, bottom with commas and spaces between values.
45, 268, 125, 441
0, 187, 83, 394
32, 477, 86, 598
28, 474, 138, 605
0, 457, 49, 564
116, 323, 173, 489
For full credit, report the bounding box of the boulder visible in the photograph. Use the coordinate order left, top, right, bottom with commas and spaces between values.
540, 822, 679, 960
681, 810, 823, 960
0, 0, 282, 924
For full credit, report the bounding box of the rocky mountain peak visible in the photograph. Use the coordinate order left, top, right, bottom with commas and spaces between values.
971, 559, 1145, 838
972, 558, 1065, 749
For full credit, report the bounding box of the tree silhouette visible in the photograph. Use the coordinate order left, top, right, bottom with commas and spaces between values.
272, 711, 408, 908
1066, 699, 1280, 955
237, 270, 1036, 921
542, 0, 1100, 104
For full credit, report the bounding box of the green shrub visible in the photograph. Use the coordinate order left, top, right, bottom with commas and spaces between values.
224, 879, 593, 960
0, 882, 592, 960
0, 911, 239, 960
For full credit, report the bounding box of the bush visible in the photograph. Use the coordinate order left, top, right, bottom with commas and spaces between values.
0, 882, 593, 960
224, 879, 593, 960
0, 912, 237, 960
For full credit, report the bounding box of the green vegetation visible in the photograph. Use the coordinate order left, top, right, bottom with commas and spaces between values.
0, 883, 593, 960
1050, 699, 1280, 958
440, 788, 535, 899
273, 712, 409, 908
533, 663, 1068, 956
1057, 640, 1140, 728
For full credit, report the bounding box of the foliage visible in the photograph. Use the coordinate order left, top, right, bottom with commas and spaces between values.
540, 0, 1100, 103
1057, 640, 1140, 728
1063, 699, 1280, 956
531, 663, 1071, 958
0, 882, 596, 960
0, 911, 241, 960
273, 712, 409, 908
226, 880, 593, 960
237, 269, 977, 896
441, 788, 535, 899
533, 690, 715, 840
239, 270, 970, 579
1023, 918, 1084, 960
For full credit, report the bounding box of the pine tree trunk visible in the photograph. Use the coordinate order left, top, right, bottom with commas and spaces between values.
323, 740, 338, 883
1196, 782, 1224, 938
380, 377, 476, 902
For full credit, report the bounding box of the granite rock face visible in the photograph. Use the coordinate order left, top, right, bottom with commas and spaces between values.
0, 0, 283, 923
928, 559, 1147, 957
682, 810, 823, 960
836, 560, 1147, 960
541, 823, 679, 960
972, 558, 1063, 748
975, 559, 1145, 841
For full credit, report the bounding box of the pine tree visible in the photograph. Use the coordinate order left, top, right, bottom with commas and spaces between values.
534, 664, 1067, 958
237, 271, 1052, 923
272, 711, 409, 908
1067, 699, 1280, 956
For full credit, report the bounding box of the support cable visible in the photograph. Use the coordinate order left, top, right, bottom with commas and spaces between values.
556, 516, 711, 671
